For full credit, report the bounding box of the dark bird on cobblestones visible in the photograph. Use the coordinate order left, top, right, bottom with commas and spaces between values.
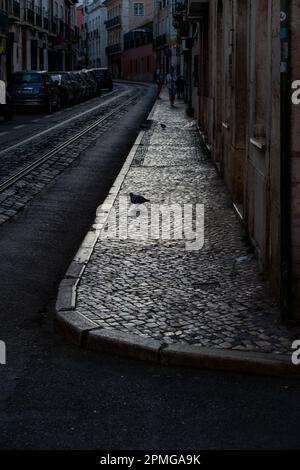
160, 123, 167, 129
130, 193, 150, 204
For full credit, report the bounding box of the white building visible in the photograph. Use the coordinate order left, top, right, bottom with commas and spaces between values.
3, 0, 78, 80
153, 0, 178, 77
83, 0, 107, 68
103, 0, 130, 78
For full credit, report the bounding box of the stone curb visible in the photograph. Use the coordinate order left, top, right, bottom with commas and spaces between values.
54, 310, 99, 345
55, 128, 146, 315
54, 314, 300, 378
54, 97, 300, 380
159, 343, 299, 378
87, 329, 162, 363
55, 92, 158, 315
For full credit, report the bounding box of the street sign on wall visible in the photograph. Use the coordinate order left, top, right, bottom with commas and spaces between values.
0, 80, 6, 105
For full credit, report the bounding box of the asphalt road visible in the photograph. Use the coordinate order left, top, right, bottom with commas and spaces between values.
0, 86, 124, 154
0, 83, 300, 450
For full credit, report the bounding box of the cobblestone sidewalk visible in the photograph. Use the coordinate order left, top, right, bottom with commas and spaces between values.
73, 90, 300, 356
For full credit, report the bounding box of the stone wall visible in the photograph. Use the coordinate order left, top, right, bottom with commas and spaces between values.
189, 0, 286, 313
290, 0, 300, 316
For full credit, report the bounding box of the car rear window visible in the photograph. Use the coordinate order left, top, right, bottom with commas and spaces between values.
50, 74, 62, 83
94, 70, 109, 78
12, 73, 42, 84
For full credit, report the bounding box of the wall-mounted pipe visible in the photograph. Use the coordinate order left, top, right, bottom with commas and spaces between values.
280, 0, 292, 320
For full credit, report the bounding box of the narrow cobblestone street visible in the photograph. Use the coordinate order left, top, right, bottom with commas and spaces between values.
74, 91, 300, 356
1, 0, 300, 456
0, 83, 299, 451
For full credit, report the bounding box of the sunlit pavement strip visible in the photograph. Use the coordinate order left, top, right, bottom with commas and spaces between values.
56, 89, 300, 377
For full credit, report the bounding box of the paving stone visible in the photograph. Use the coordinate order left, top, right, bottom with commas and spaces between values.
74, 91, 300, 356
0, 87, 140, 226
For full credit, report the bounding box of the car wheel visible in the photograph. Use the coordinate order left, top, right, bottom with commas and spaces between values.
63, 95, 69, 108
56, 96, 62, 111
46, 100, 53, 114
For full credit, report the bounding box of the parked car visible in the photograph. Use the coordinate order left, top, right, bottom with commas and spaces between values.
86, 69, 103, 96
10, 71, 60, 113
49, 72, 75, 108
0, 80, 13, 121
92, 68, 113, 91
81, 70, 97, 98
84, 69, 101, 96
65, 72, 84, 103
72, 71, 89, 100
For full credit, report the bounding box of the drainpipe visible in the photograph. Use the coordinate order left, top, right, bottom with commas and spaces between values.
187, 44, 193, 115
280, 0, 292, 320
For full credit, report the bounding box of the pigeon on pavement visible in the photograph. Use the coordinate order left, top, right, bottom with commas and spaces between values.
130, 193, 150, 204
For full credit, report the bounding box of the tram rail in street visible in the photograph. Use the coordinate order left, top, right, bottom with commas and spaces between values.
0, 94, 138, 194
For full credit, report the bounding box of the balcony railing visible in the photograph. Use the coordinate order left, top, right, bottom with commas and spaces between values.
74, 26, 80, 41
187, 0, 209, 18
12, 5, 76, 41
124, 30, 153, 50
106, 43, 122, 55
51, 20, 57, 35
9, 1, 21, 19
65, 24, 71, 41
26, 7, 35, 24
36, 12, 42, 27
43, 17, 49, 30
172, 0, 186, 26
59, 19, 64, 36
105, 16, 121, 30
0, 10, 9, 37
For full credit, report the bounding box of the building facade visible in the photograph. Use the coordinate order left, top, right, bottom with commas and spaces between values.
104, 0, 129, 77
76, 1, 85, 67
0, 0, 79, 82
127, 0, 152, 29
82, 0, 107, 68
153, 0, 178, 79
122, 0, 154, 81
48, 0, 79, 71
290, 1, 300, 317
0, 0, 9, 81
175, 0, 300, 320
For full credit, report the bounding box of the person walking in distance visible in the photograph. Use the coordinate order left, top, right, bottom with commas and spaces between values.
166, 66, 177, 107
